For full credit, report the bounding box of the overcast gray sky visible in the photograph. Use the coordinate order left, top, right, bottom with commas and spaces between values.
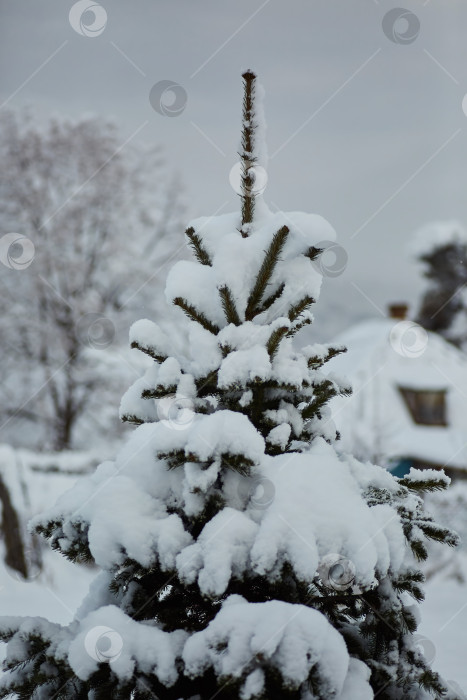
1, 0, 466, 339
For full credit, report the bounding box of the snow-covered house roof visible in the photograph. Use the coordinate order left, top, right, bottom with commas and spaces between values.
325, 317, 467, 478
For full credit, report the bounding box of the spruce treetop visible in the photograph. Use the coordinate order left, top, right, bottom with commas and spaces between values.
120, 69, 351, 457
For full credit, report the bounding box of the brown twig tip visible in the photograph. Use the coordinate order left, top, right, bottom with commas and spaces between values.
242, 70, 256, 82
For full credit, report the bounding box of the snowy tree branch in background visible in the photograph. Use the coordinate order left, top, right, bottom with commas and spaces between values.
413, 221, 467, 346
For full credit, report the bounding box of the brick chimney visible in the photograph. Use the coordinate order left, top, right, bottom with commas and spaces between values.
388, 303, 408, 320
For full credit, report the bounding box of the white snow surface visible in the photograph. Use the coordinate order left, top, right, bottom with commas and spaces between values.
68, 605, 187, 685
24, 427, 429, 692
129, 319, 172, 358
166, 204, 335, 328
34, 428, 411, 603
182, 595, 356, 697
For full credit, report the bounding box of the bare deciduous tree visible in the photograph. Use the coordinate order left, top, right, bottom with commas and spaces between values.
0, 110, 184, 450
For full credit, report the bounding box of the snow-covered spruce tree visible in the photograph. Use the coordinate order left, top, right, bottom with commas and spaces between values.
413, 221, 467, 345
0, 72, 461, 700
